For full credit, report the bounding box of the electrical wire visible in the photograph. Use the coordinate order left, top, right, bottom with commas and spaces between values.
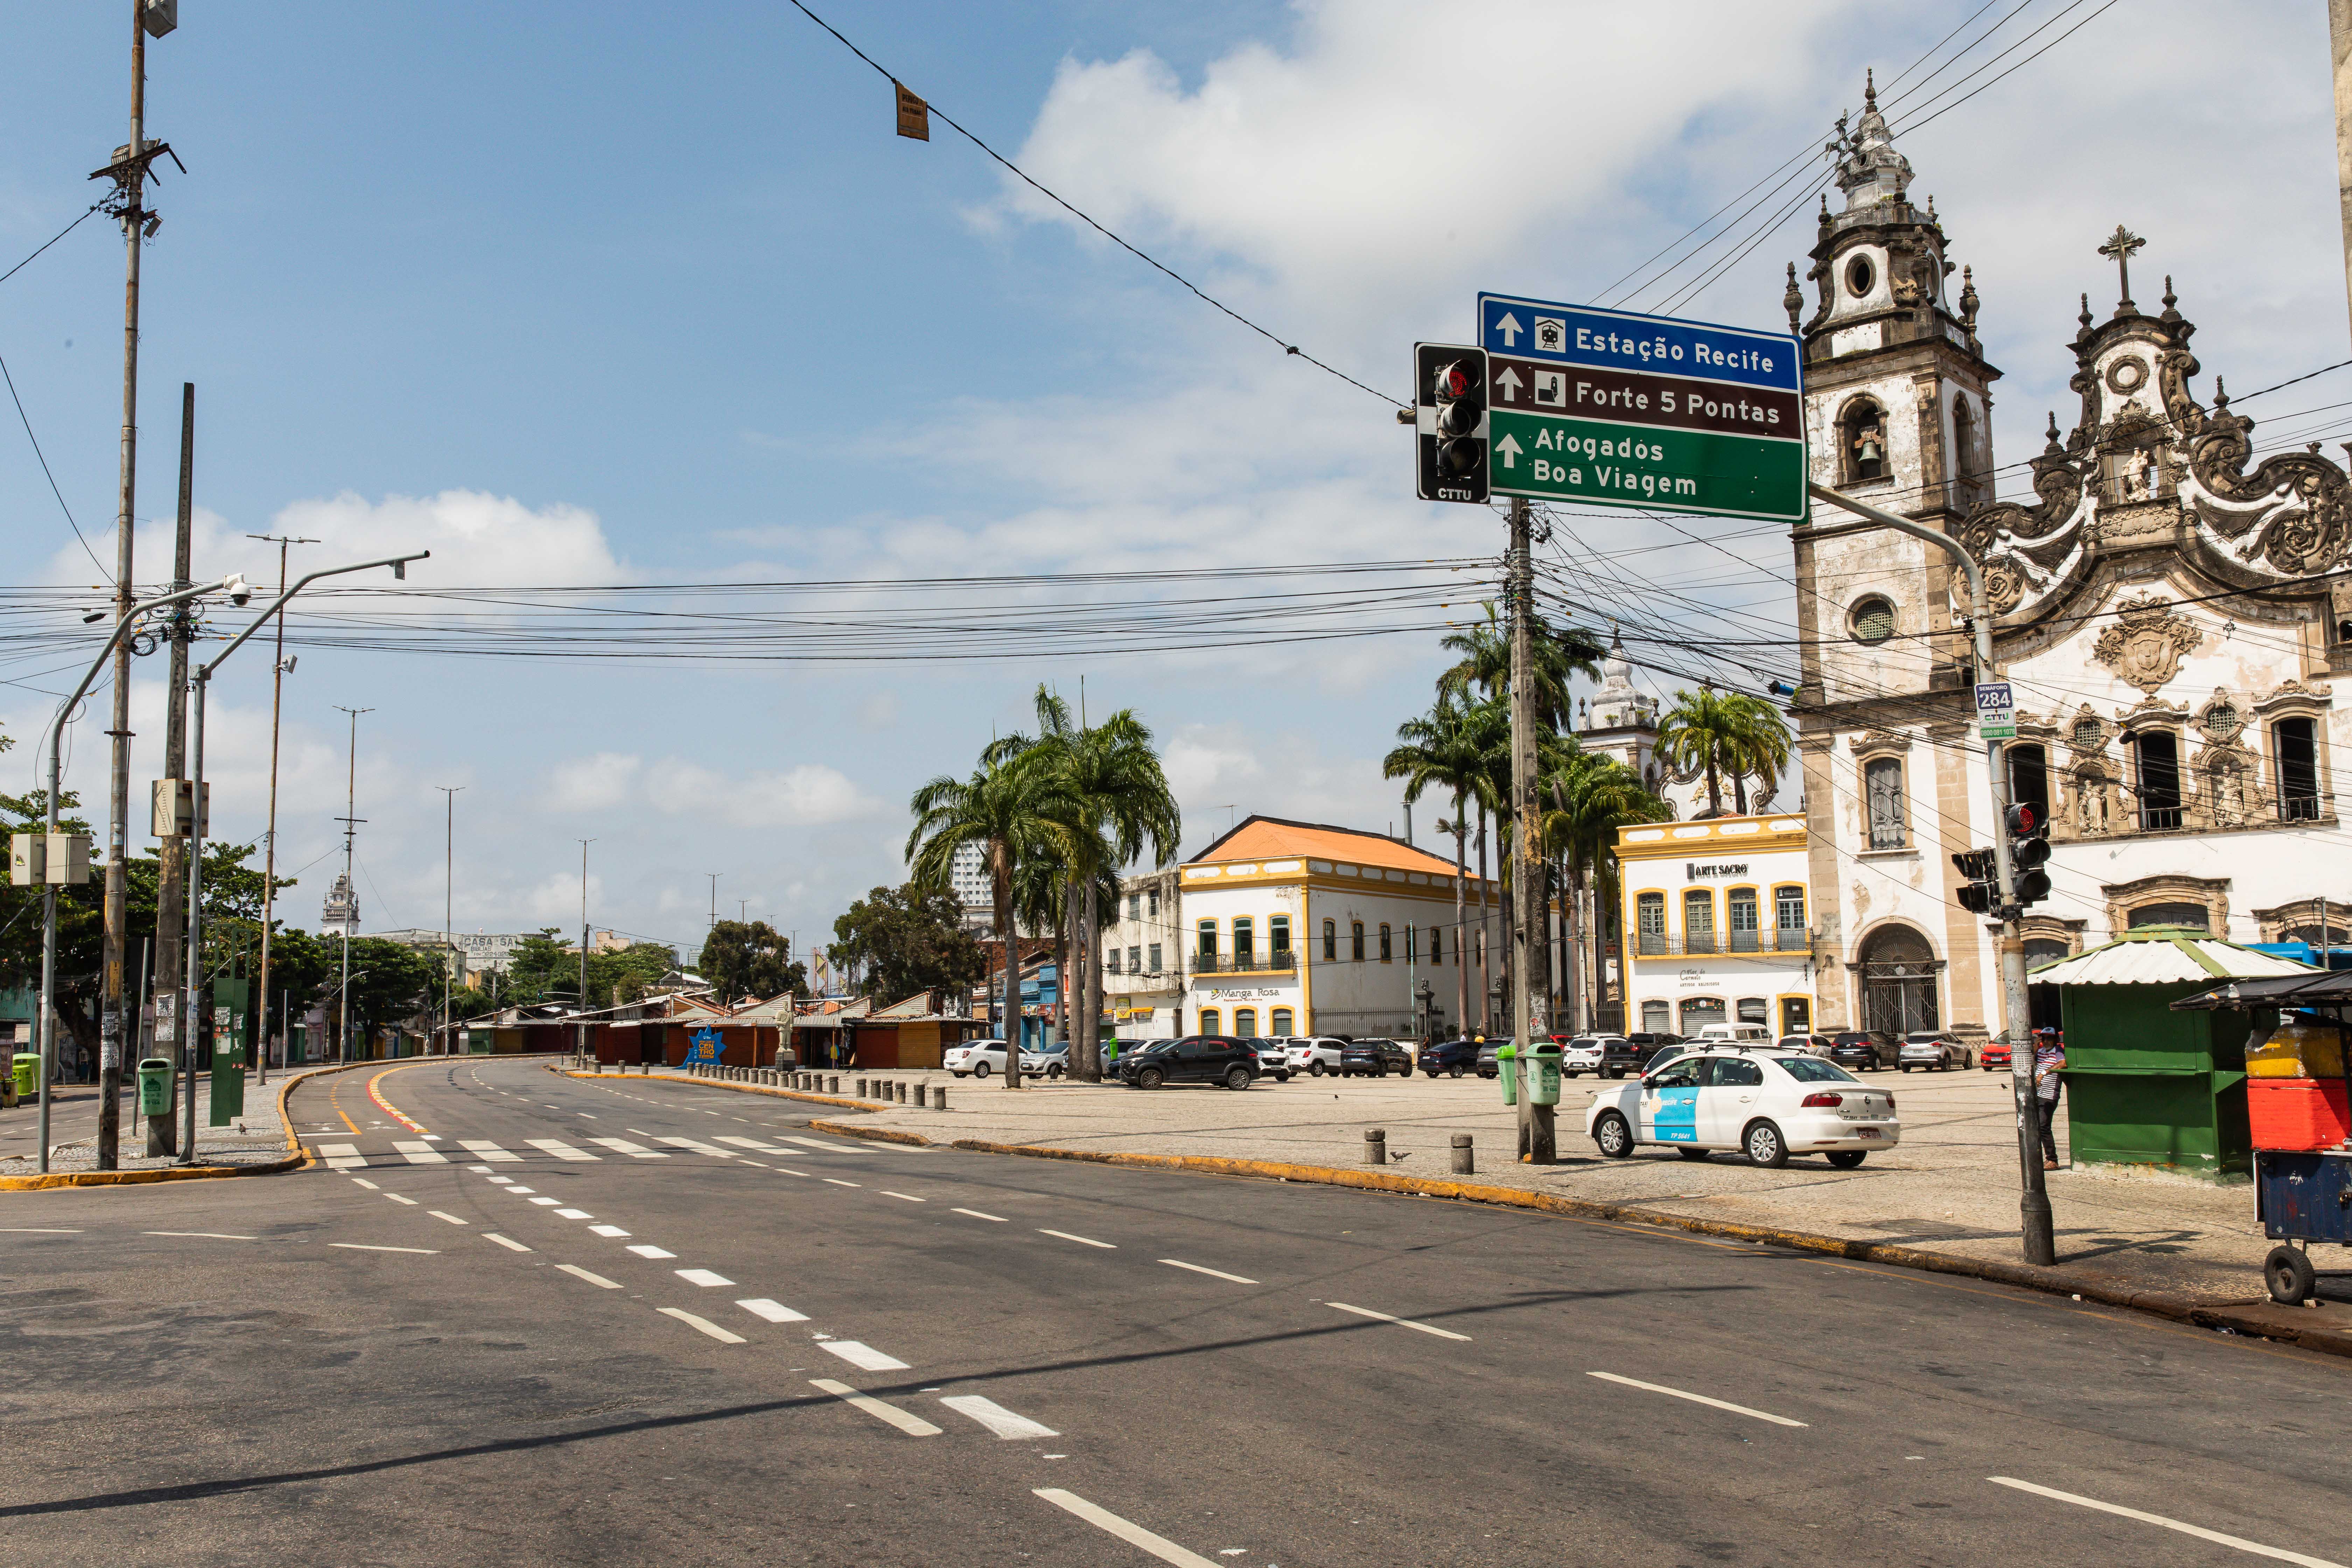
0, 347, 108, 579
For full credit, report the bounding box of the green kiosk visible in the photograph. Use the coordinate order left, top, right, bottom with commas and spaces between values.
2031, 927, 2316, 1182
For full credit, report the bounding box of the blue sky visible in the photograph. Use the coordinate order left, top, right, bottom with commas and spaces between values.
3, 1, 2340, 962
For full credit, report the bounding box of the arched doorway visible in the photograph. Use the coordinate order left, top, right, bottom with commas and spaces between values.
1856, 924, 1939, 1035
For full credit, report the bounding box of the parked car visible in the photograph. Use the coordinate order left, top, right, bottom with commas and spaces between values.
1604, 1033, 1683, 1079
1339, 1038, 1414, 1077
1585, 1048, 1901, 1168
1825, 1031, 1899, 1072
1979, 1040, 2014, 1072
1020, 1041, 1069, 1078
1554, 1036, 1614, 1077
1114, 1035, 1260, 1091
945, 1038, 1010, 1078
1777, 1034, 1839, 1058
1475, 1037, 1514, 1078
1418, 1037, 1481, 1078
1247, 1039, 1293, 1082
1900, 1031, 1972, 1072
1286, 1036, 1348, 1076
1693, 1023, 1773, 1046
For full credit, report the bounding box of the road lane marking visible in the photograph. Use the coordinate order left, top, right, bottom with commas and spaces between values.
554, 1208, 592, 1219
144, 1231, 256, 1240
1328, 1302, 1469, 1341
810, 1379, 939, 1436
781, 1134, 873, 1154
393, 1140, 446, 1165
776, 1168, 812, 1177
586, 1137, 668, 1158
952, 1208, 1008, 1222
487, 1176, 513, 1184
819, 1340, 910, 1372
1160, 1259, 1258, 1284
320, 1141, 367, 1169
941, 1395, 1058, 1440
528, 1197, 560, 1206
737, 1298, 808, 1323
676, 1268, 734, 1287
1987, 1478, 2345, 1568
1587, 1371, 1805, 1427
427, 1211, 468, 1226
626, 1244, 676, 1259
1031, 1490, 1218, 1567
457, 1140, 520, 1162
654, 1136, 735, 1157
715, 1136, 786, 1152
590, 1224, 631, 1237
0, 1227, 82, 1233
881, 1191, 926, 1203
1040, 1229, 1115, 1249
658, 1307, 745, 1344
556, 1263, 623, 1289
350, 1177, 379, 1189
331, 1243, 438, 1254
525, 1138, 599, 1161
385, 1194, 419, 1206
505, 1186, 537, 1195
367, 1068, 430, 1133
482, 1233, 532, 1252
824, 1178, 861, 1188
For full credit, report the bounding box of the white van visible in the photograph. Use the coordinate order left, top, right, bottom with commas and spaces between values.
1693, 1023, 1772, 1045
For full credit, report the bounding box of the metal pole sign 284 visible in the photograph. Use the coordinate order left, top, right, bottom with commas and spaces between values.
1475, 294, 1806, 523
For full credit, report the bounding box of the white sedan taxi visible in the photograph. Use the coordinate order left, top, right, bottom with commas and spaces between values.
1584, 1049, 1900, 1168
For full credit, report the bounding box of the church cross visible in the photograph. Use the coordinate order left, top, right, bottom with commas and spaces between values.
2098, 225, 2146, 311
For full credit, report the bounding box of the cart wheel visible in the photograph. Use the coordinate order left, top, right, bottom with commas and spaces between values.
2264, 1245, 2318, 1306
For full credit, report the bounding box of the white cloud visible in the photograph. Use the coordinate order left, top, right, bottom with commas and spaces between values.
639, 760, 880, 829
548, 752, 643, 812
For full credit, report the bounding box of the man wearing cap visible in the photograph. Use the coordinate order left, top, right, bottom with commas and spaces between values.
2031, 1028, 2066, 1170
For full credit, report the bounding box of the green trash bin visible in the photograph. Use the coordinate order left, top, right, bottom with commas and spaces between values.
10, 1052, 36, 1104
1528, 1042, 1563, 1106
138, 1056, 173, 1115
1495, 1042, 1518, 1106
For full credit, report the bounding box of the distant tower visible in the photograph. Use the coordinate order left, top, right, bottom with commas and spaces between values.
322, 872, 359, 936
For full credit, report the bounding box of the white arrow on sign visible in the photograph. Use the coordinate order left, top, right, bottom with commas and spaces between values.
1494, 365, 1523, 402
1494, 312, 1521, 347
1495, 433, 1522, 470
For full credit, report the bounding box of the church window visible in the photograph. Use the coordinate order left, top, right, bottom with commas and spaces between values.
1840, 398, 1889, 483
1844, 254, 1876, 298
2072, 716, 2103, 748
2131, 730, 2184, 831
1865, 757, 1907, 849
1952, 396, 1984, 511
2130, 902, 2210, 933
1850, 595, 1896, 645
2276, 717, 2320, 821
2008, 745, 2050, 825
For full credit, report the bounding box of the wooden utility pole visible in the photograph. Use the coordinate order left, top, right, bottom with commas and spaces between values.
247, 531, 315, 1085
1508, 496, 1554, 1162
145, 387, 195, 1156
2333, 1, 2352, 342
332, 707, 371, 1063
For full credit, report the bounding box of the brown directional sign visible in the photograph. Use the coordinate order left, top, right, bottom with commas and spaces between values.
1487, 355, 1800, 441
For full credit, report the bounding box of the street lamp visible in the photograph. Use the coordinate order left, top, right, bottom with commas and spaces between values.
178, 551, 426, 1164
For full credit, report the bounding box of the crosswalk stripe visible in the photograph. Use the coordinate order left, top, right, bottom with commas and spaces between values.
524, 1138, 600, 1161
658, 1307, 745, 1345
654, 1136, 735, 1157
714, 1135, 787, 1153
736, 1298, 808, 1323
779, 1134, 873, 1154
457, 1140, 520, 1162
586, 1136, 668, 1158
819, 1340, 909, 1373
393, 1141, 448, 1165
320, 1142, 366, 1170
941, 1395, 1059, 1440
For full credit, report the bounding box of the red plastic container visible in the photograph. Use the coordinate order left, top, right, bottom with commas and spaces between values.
2248, 1078, 2352, 1151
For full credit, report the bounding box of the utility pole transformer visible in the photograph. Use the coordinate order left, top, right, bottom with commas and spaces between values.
1508, 496, 1555, 1163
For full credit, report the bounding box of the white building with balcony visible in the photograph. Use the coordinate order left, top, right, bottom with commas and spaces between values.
1102, 867, 1185, 1038
1617, 813, 1818, 1038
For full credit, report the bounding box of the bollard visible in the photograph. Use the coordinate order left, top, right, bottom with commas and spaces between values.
827, 1075, 840, 1095
931, 1084, 946, 1111
896, 1082, 909, 1105
855, 1077, 867, 1098
1364, 1127, 1388, 1166
1451, 1132, 1474, 1175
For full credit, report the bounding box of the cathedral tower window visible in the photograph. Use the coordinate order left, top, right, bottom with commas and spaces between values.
1952, 395, 1984, 512
1849, 595, 1896, 645
1844, 253, 1876, 298
1864, 757, 1908, 848
1839, 397, 1888, 483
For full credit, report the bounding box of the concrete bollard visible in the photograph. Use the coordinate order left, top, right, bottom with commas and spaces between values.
826, 1075, 839, 1095
1364, 1128, 1388, 1166
930, 1084, 946, 1111
896, 1082, 909, 1105
855, 1077, 868, 1099
1451, 1132, 1474, 1175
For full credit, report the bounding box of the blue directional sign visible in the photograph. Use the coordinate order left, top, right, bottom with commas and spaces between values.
1475, 293, 1806, 522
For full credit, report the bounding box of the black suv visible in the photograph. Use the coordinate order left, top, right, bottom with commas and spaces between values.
1603, 1033, 1681, 1079
1115, 1035, 1260, 1091
1339, 1038, 1413, 1078
1417, 1037, 1479, 1078
1826, 1030, 1899, 1071
1475, 1037, 1514, 1078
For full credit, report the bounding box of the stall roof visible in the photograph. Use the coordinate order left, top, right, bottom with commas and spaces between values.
2030, 926, 2316, 987
2171, 969, 2352, 1011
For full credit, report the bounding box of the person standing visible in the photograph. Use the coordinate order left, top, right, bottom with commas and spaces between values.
2032, 1027, 2066, 1170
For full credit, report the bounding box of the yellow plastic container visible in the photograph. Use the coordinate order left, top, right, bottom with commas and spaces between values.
2246, 1023, 2346, 1079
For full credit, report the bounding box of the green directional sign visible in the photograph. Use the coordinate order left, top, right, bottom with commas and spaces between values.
1477, 293, 1807, 524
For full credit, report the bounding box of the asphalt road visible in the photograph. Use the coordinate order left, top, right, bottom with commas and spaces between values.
5, 1055, 2349, 1567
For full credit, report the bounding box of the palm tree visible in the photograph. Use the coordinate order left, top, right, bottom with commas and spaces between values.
1540, 749, 1669, 1031
1384, 696, 1503, 1041
907, 748, 1074, 1088
1656, 687, 1793, 817
1435, 602, 1605, 733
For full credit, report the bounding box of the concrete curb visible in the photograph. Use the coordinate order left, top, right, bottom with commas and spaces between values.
557, 1065, 876, 1113
805, 1118, 936, 1148
0, 1057, 382, 1192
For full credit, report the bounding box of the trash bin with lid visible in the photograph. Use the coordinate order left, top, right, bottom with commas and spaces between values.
138, 1056, 174, 1116
10, 1051, 38, 1102
1527, 1042, 1563, 1106
1495, 1042, 1518, 1106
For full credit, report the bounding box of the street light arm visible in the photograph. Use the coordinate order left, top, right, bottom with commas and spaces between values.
44, 575, 242, 830
196, 551, 428, 679
1806, 481, 1988, 666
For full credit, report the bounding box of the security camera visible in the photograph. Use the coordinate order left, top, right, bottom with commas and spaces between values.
224, 573, 252, 607
279, 654, 298, 674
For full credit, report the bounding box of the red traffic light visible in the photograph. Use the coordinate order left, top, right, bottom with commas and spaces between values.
2005, 803, 2039, 835
1434, 360, 1478, 401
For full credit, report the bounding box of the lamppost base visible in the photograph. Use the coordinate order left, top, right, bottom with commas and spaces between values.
2019, 1191, 2056, 1267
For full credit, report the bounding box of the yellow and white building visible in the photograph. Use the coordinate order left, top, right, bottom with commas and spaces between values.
1616, 813, 1818, 1038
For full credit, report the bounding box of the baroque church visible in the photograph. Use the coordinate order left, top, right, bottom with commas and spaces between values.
1787, 80, 2349, 1040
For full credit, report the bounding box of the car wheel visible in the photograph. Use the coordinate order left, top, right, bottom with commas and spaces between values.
1137, 1066, 1165, 1091
1221, 1065, 1250, 1090
1449, 1064, 1464, 1079
951, 1071, 967, 1079
1826, 1150, 1867, 1169
1275, 1071, 1291, 1083
1744, 1120, 1789, 1169
1605, 1068, 1623, 1080
1309, 1061, 1326, 1077
1676, 1146, 1710, 1162
1594, 1111, 1633, 1159
2266, 1244, 2319, 1305
1047, 1064, 1064, 1079
1898, 1064, 1911, 1073
973, 1062, 992, 1079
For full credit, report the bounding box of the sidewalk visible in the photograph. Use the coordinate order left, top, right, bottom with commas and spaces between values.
723, 1063, 2339, 1312
0, 1063, 335, 1180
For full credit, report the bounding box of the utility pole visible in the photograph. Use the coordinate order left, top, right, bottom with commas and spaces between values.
333, 706, 372, 1064
249, 532, 316, 1085
708, 873, 720, 931
439, 787, 463, 1054
1811, 480, 2051, 1264
145, 385, 196, 1157
1507, 496, 1554, 1163
2332, 2, 2352, 342
578, 839, 595, 1065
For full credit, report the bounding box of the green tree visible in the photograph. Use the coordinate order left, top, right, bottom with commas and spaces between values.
1435, 602, 1604, 734
336, 937, 442, 1050
699, 920, 803, 1007
1539, 749, 1669, 1031
831, 883, 987, 1003
1657, 687, 1793, 817
1384, 696, 1503, 1040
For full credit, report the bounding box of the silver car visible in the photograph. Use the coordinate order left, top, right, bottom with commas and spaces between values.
1899, 1031, 1971, 1071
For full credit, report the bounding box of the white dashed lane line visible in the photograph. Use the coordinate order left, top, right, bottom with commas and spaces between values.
590, 1224, 631, 1237
810, 1379, 940, 1437
1160, 1259, 1258, 1285
385, 1194, 419, 1206
627, 1244, 677, 1259
951, 1208, 1007, 1222
880, 1191, 925, 1203
144, 1231, 257, 1240
559, 1262, 619, 1288
1031, 1489, 1219, 1567
824, 1178, 861, 1189
1326, 1302, 1469, 1342
482, 1233, 533, 1253
659, 1307, 746, 1344
676, 1268, 734, 1288
1987, 1478, 2345, 1568
819, 1340, 910, 1372
737, 1298, 808, 1323
427, 1211, 469, 1226
940, 1396, 1058, 1441
554, 1208, 592, 1219
331, 1243, 438, 1254
1040, 1229, 1115, 1250
1587, 1371, 1804, 1427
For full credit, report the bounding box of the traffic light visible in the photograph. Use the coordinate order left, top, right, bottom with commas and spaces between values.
1953, 848, 1998, 915
2007, 802, 2052, 907
1414, 342, 1489, 504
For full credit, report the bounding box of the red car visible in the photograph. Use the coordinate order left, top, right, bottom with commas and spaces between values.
1979, 1041, 2013, 1072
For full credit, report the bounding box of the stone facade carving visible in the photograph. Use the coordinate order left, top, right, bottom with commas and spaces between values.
2092, 594, 2204, 692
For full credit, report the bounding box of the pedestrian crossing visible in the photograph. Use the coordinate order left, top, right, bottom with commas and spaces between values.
310, 1130, 844, 1168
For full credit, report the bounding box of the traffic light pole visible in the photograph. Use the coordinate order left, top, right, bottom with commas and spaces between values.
1507, 495, 1554, 1163
1808, 483, 2053, 1265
